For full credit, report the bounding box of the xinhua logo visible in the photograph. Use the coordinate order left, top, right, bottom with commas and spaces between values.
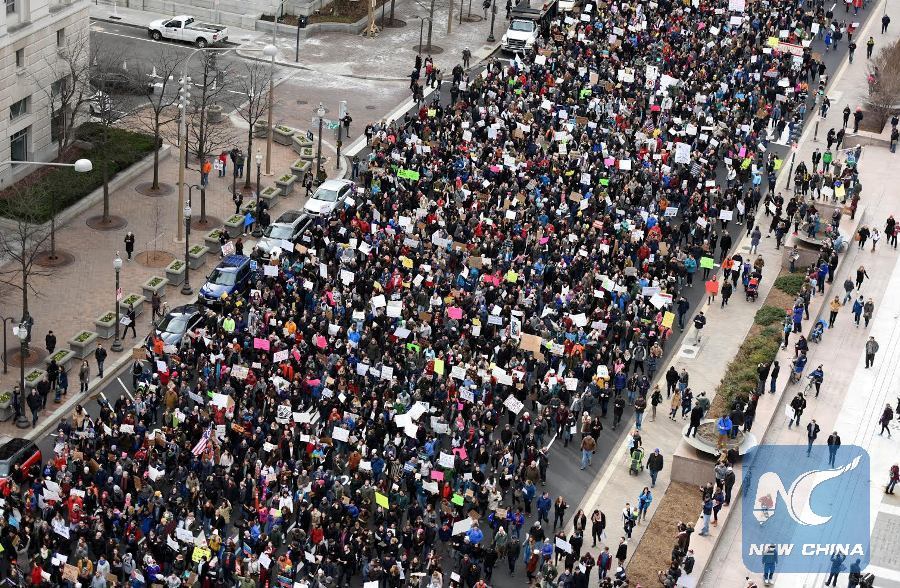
742, 444, 870, 573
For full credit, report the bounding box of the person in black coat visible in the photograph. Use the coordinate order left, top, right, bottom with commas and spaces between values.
124, 232, 135, 260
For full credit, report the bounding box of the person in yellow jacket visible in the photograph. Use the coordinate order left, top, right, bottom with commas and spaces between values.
828, 296, 841, 328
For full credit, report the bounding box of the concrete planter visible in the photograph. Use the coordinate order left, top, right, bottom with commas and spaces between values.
119, 293, 146, 318
298, 146, 315, 161
24, 368, 47, 389
94, 313, 117, 339
207, 104, 224, 124
290, 158, 311, 178
225, 215, 244, 236
292, 135, 313, 155
205, 228, 227, 248
166, 260, 186, 286
253, 122, 270, 139
260, 186, 281, 204
46, 348, 75, 373
273, 126, 295, 146
68, 330, 98, 360
188, 245, 210, 270
275, 174, 296, 196
142, 276, 169, 301
241, 201, 258, 215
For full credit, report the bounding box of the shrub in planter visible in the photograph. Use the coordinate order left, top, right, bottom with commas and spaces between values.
205, 228, 227, 248
225, 214, 244, 231
94, 312, 117, 339
298, 146, 315, 161
142, 276, 169, 300
275, 174, 296, 195
24, 368, 46, 388
0, 391, 12, 409
260, 186, 281, 201
166, 259, 186, 286
68, 330, 98, 359
119, 293, 146, 318
290, 158, 311, 178
292, 135, 313, 155
273, 125, 295, 146
188, 245, 210, 270
47, 349, 75, 372
253, 122, 270, 139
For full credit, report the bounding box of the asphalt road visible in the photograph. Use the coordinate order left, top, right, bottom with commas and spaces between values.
89, 19, 295, 116
35, 10, 873, 586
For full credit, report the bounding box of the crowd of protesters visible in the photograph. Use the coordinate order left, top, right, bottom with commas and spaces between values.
0, 0, 876, 585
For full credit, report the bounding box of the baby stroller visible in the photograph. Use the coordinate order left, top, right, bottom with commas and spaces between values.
809, 319, 826, 344
745, 278, 759, 302
629, 446, 645, 475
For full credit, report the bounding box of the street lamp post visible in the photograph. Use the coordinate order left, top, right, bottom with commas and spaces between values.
315, 103, 326, 187
0, 314, 12, 374
487, 0, 497, 42
12, 321, 29, 428
254, 152, 263, 238
112, 253, 123, 352
182, 204, 194, 295
265, 0, 285, 176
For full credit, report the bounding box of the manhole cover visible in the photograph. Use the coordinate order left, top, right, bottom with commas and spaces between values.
678, 345, 699, 359
365, 105, 377, 110
296, 99, 308, 105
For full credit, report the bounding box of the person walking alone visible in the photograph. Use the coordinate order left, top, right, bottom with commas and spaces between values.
887, 464, 899, 494
827, 431, 841, 467
878, 404, 894, 437
580, 433, 596, 470
806, 419, 821, 456
828, 296, 841, 327
865, 336, 880, 368
867, 36, 875, 58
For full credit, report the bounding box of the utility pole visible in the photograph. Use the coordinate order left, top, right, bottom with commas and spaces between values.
336, 100, 347, 171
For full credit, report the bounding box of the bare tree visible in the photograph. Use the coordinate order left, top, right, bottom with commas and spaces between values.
89, 41, 142, 224
234, 61, 271, 190
867, 39, 900, 130
186, 52, 233, 225
0, 190, 54, 328
36, 29, 92, 154
130, 48, 184, 191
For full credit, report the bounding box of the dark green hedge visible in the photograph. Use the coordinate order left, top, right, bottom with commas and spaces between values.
754, 305, 787, 326
773, 272, 807, 297
0, 123, 156, 223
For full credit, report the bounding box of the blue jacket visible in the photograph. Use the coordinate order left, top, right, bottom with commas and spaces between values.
536, 495, 552, 513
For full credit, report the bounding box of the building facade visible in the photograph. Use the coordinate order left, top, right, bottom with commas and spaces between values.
0, 0, 89, 187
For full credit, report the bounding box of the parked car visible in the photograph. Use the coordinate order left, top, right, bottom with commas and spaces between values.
148, 304, 204, 348
303, 179, 355, 217
147, 15, 229, 48
256, 212, 313, 258
0, 437, 41, 496
198, 255, 252, 304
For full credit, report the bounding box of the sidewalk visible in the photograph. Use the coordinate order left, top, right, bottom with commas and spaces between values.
0, 120, 334, 439
694, 2, 900, 585
561, 0, 899, 582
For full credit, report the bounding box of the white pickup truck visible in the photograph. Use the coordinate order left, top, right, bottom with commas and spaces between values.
147, 15, 228, 48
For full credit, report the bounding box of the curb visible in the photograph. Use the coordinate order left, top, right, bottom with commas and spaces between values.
90, 16, 241, 48
24, 351, 136, 442
234, 48, 409, 82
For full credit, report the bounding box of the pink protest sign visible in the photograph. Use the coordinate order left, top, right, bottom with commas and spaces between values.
253, 338, 270, 351
452, 447, 468, 460
292, 349, 301, 361
447, 307, 463, 320
431, 470, 444, 481
315, 335, 327, 349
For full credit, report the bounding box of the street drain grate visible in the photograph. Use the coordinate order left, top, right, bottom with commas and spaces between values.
296, 99, 308, 105
365, 105, 376, 110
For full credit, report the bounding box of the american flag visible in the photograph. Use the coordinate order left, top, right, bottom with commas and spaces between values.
191, 426, 212, 456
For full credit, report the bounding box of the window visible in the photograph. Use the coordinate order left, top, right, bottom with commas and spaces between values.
10, 128, 29, 163
5, 0, 14, 14
51, 76, 68, 98
56, 28, 65, 47
15, 48, 24, 68
9, 97, 28, 120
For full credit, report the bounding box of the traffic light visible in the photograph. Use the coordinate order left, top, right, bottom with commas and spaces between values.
298, 15, 308, 28
179, 76, 191, 113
